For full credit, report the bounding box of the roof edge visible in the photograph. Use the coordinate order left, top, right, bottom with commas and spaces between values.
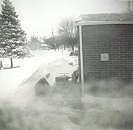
76, 21, 133, 26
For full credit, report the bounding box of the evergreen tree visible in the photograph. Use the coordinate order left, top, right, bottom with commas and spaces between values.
0, 0, 27, 68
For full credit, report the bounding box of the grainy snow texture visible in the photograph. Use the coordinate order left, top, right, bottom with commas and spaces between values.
0, 50, 133, 130
0, 50, 77, 100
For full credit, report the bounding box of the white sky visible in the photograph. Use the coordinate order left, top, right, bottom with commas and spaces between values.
8, 0, 132, 37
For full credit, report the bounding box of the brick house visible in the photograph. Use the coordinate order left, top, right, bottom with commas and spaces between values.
76, 13, 133, 87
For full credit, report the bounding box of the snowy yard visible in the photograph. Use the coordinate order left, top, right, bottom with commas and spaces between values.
1, 0, 133, 129
0, 50, 77, 99
0, 50, 55, 99
0, 50, 133, 130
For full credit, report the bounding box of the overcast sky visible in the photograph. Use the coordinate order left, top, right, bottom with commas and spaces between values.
7, 0, 132, 37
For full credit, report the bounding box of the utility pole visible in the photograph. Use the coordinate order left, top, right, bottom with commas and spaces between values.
51, 29, 56, 50
128, 0, 131, 12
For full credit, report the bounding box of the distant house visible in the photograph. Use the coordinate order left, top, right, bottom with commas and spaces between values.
76, 13, 133, 86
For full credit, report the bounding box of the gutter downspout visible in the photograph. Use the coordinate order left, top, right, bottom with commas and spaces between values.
79, 25, 85, 96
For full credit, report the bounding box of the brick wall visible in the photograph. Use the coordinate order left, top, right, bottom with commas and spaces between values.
81, 24, 133, 81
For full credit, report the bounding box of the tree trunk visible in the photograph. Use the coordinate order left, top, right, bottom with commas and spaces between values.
10, 57, 13, 68
71, 44, 74, 52
64, 45, 66, 50
0, 60, 3, 69
58, 47, 59, 51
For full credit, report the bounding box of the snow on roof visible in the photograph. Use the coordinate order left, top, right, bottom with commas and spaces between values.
19, 58, 78, 88
47, 58, 78, 77
76, 12, 133, 25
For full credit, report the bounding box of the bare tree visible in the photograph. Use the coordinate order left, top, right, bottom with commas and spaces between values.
29, 36, 42, 50
58, 18, 78, 51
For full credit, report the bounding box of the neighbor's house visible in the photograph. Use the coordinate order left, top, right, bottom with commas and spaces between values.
76, 13, 133, 87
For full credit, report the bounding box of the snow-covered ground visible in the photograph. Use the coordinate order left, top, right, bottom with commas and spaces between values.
1, 50, 133, 130
0, 50, 78, 101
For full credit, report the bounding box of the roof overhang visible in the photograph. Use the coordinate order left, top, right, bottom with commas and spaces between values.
76, 21, 133, 26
